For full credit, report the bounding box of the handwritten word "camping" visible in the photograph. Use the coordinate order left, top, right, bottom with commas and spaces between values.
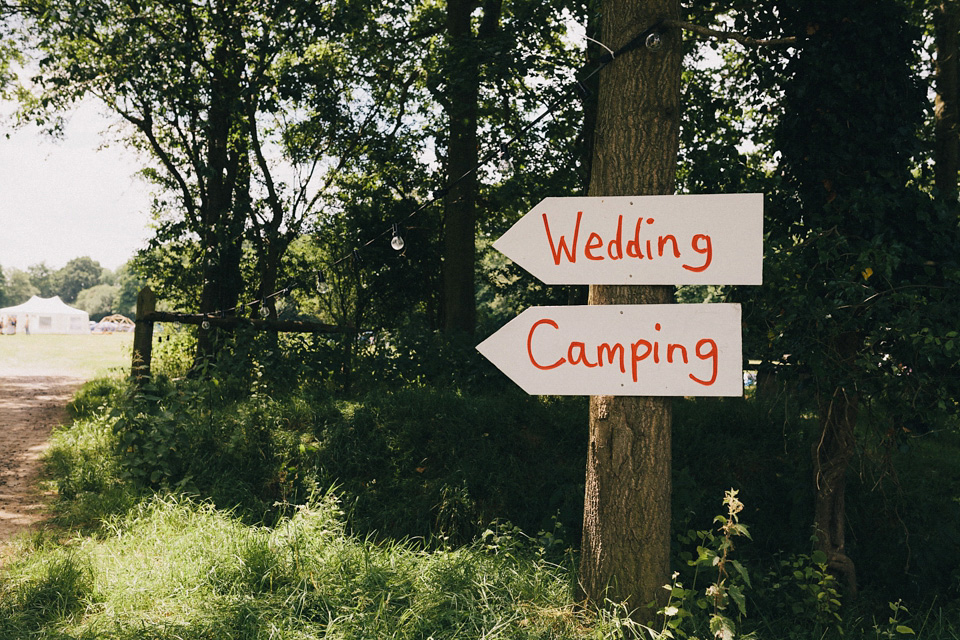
541, 211, 713, 272
526, 318, 719, 387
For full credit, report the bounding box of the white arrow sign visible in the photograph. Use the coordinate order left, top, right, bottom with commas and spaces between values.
477, 303, 743, 397
494, 194, 763, 285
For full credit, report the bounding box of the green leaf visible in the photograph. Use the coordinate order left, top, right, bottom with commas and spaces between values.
730, 559, 751, 587
895, 626, 915, 635
709, 614, 736, 640
728, 584, 747, 617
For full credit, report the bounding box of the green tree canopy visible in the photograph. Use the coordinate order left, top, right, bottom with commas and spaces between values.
2, 269, 39, 305
75, 283, 119, 319
673, 0, 960, 595
18, 0, 384, 360
54, 256, 104, 303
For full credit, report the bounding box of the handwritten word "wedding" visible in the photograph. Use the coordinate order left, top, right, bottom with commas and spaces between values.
541, 211, 713, 272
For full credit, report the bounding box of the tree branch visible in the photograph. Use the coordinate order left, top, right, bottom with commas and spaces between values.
663, 18, 797, 48
118, 104, 199, 225
247, 98, 284, 231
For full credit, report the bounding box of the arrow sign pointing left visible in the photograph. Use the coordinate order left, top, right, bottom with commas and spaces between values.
494, 194, 763, 285
477, 303, 743, 397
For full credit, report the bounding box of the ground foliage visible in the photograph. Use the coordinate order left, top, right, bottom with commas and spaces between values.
9, 376, 960, 638
2, 493, 638, 639
28, 336, 960, 613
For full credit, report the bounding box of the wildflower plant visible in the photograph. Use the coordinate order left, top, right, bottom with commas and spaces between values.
649, 489, 756, 640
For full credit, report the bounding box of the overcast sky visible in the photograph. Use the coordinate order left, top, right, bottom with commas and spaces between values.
0, 17, 591, 276
0, 99, 154, 273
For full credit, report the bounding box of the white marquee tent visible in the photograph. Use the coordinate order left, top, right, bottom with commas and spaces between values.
0, 296, 90, 335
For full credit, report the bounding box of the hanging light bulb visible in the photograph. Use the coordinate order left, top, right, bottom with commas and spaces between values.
645, 31, 663, 51
259, 305, 270, 318
316, 272, 329, 295
201, 320, 211, 330
390, 224, 405, 251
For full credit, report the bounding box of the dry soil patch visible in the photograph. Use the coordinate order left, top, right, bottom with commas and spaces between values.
0, 368, 85, 561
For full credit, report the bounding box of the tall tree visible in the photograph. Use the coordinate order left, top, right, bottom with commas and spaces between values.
577, 0, 681, 620
438, 0, 499, 335
4, 269, 38, 305
0, 1, 20, 95
19, 0, 368, 361
430, 0, 586, 335
0, 266, 7, 307
668, 1, 960, 594
26, 262, 55, 297
756, 0, 960, 595
54, 256, 103, 303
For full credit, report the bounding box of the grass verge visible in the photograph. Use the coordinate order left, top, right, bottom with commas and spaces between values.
0, 493, 638, 639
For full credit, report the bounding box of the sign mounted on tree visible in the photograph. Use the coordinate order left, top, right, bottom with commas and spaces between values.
476, 303, 743, 397
494, 193, 763, 285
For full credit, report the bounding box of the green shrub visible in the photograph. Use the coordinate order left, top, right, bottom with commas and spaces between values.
310, 387, 587, 543
672, 396, 817, 558
66, 375, 127, 419
846, 425, 960, 598
93, 369, 585, 539
44, 411, 136, 529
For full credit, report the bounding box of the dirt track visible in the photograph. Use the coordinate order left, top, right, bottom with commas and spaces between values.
0, 371, 85, 558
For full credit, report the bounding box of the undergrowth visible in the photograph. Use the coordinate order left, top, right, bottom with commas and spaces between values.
9, 332, 960, 638
56, 368, 587, 540
0, 493, 631, 639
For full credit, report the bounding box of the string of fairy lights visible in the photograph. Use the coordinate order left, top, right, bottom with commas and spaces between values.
196, 18, 668, 327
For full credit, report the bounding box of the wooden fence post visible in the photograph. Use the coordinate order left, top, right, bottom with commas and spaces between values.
132, 286, 156, 384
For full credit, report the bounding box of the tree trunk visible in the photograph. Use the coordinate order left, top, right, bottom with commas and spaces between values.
441, 0, 501, 336
577, 0, 681, 621
935, 1, 960, 199
195, 38, 245, 365
812, 332, 860, 597
441, 0, 481, 336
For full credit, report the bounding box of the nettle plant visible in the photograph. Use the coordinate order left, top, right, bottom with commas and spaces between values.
648, 489, 851, 640
646, 489, 754, 640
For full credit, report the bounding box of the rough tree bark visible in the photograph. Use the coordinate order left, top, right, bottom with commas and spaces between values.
934, 1, 960, 199
577, 0, 682, 621
194, 31, 246, 364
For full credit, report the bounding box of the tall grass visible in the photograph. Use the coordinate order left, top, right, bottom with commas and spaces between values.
0, 493, 633, 639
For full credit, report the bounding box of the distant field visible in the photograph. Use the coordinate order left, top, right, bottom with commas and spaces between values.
0, 333, 133, 378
